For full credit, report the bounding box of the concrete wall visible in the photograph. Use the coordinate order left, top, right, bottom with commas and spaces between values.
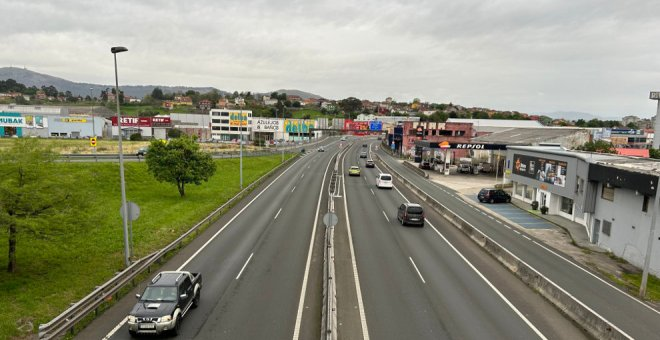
592, 184, 660, 276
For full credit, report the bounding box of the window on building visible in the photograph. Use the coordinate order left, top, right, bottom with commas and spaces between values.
455, 130, 466, 136
515, 183, 524, 196
525, 186, 534, 200
602, 220, 612, 236
221, 119, 229, 124
221, 126, 229, 131
560, 197, 573, 214
431, 130, 437, 136
643, 195, 650, 213
601, 183, 614, 201
230, 127, 237, 131
212, 126, 221, 130
220, 112, 229, 116
438, 130, 452, 136
212, 119, 221, 124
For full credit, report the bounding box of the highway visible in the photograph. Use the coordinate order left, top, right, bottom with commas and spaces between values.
78, 136, 594, 339
372, 139, 660, 339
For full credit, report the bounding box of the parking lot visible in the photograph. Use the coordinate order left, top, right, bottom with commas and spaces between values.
422, 165, 553, 229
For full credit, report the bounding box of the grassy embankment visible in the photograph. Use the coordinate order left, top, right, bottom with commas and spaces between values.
0, 150, 295, 339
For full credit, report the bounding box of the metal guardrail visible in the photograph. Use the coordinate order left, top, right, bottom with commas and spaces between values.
38, 152, 300, 340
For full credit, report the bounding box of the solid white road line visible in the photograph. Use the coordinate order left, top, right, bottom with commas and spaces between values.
236, 253, 254, 280
409, 257, 426, 284
292, 154, 333, 340
424, 219, 548, 339
382, 211, 390, 222
102, 317, 128, 340
291, 186, 296, 193
274, 208, 282, 220
340, 147, 371, 340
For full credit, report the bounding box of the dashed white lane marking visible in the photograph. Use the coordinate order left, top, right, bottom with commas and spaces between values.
409, 257, 426, 284
522, 235, 532, 241
513, 230, 521, 235
370, 189, 375, 196
301, 173, 305, 179
236, 253, 254, 280
291, 186, 296, 193
274, 208, 282, 220
382, 211, 390, 222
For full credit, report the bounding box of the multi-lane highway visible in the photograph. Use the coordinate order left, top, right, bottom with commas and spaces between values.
76, 136, 659, 339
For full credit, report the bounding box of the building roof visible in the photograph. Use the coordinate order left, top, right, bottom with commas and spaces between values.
616, 148, 649, 158
447, 118, 543, 129
472, 127, 588, 145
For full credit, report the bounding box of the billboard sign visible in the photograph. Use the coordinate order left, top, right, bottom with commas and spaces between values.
369, 120, 383, 131
0, 116, 26, 127
229, 111, 250, 126
112, 116, 171, 127
512, 153, 567, 187
284, 119, 315, 133
253, 118, 282, 132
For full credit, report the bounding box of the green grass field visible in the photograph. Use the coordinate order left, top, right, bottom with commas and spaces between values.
0, 154, 294, 339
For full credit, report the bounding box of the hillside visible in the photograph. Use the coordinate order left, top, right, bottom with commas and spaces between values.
269, 89, 324, 100
0, 67, 224, 99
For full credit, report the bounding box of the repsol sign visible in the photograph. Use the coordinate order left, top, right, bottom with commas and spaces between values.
455, 143, 486, 149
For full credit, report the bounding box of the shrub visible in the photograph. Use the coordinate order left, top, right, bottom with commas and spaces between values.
540, 206, 549, 214
531, 201, 539, 210
129, 133, 142, 141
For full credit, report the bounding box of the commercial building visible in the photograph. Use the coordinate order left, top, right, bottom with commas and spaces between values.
505, 146, 660, 275
170, 113, 211, 142
210, 109, 252, 142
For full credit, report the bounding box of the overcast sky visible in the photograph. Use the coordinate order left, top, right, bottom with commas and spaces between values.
2, 0, 659, 118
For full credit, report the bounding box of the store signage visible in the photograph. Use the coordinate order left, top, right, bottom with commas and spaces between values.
60, 118, 88, 123
512, 153, 567, 188
0, 116, 26, 127
254, 119, 281, 132
229, 111, 250, 126
111, 116, 171, 127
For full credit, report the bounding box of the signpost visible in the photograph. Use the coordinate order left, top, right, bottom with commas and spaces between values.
90, 137, 97, 147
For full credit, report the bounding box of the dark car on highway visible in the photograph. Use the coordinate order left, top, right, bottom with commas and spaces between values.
365, 159, 375, 168
397, 203, 425, 226
477, 188, 511, 203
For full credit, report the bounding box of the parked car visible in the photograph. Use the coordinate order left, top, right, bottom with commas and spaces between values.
136, 147, 148, 157
376, 173, 393, 189
360, 151, 368, 158
457, 163, 473, 174
362, 143, 368, 147
479, 163, 494, 173
477, 188, 511, 203
127, 271, 202, 336
348, 166, 361, 176
419, 160, 431, 170
365, 159, 375, 168
397, 203, 425, 226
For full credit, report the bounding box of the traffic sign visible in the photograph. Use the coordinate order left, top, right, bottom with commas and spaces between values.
120, 201, 141, 221
90, 137, 97, 147
323, 212, 338, 227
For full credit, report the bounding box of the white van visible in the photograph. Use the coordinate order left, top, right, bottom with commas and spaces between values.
376, 173, 393, 189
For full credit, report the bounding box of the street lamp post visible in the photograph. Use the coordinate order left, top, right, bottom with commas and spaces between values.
90, 87, 96, 154
239, 108, 243, 189
111, 46, 131, 268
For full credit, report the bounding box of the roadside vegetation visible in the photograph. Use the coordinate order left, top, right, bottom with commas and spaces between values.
0, 141, 295, 339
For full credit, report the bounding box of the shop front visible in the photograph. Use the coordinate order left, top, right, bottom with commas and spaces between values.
0, 112, 25, 137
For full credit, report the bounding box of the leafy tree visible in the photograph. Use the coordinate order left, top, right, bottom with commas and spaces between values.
41, 85, 58, 97
129, 133, 142, 141
0, 139, 84, 272
151, 87, 164, 100
650, 148, 660, 159
626, 122, 639, 130
284, 100, 292, 107
167, 128, 185, 138
145, 136, 217, 197
338, 97, 362, 114
292, 101, 301, 108
576, 140, 617, 153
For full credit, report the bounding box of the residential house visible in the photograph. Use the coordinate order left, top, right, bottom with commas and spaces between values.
198, 99, 212, 110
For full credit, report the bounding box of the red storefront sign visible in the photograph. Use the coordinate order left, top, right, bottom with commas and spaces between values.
111, 116, 171, 127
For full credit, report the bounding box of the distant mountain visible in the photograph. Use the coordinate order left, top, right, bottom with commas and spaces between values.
269, 89, 324, 100
0, 67, 225, 98
537, 111, 623, 121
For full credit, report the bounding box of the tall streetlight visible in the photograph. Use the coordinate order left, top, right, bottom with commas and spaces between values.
111, 46, 131, 268
90, 87, 96, 154
239, 107, 243, 189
